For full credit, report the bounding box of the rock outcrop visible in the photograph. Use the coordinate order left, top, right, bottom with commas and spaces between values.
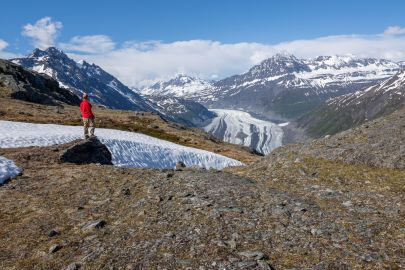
59, 137, 112, 165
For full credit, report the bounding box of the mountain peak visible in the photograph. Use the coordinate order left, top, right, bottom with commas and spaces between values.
29, 47, 68, 60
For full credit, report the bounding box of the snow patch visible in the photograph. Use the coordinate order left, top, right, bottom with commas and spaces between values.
0, 121, 243, 170
0, 156, 22, 184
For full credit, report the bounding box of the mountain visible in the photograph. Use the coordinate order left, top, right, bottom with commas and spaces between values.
140, 74, 215, 99
161, 54, 400, 119
146, 95, 216, 127
12, 47, 155, 112
297, 69, 405, 137
0, 59, 80, 106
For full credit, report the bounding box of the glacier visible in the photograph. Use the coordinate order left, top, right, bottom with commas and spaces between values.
203, 109, 284, 155
0, 121, 243, 170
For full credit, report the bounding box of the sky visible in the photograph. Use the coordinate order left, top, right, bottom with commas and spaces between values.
1, 0, 405, 87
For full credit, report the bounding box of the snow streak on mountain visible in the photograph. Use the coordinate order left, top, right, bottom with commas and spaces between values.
204, 109, 284, 155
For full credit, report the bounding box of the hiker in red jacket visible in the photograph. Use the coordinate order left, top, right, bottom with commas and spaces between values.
80, 93, 95, 139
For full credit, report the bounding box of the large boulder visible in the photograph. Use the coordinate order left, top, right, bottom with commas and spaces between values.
59, 138, 112, 165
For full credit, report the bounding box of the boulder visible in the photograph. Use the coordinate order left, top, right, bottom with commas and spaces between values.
59, 138, 112, 165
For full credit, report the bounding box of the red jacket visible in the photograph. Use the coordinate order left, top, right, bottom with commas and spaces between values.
80, 99, 95, 118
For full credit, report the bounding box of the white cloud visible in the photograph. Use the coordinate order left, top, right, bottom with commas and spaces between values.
59, 35, 116, 54
22, 17, 62, 49
69, 32, 405, 87
0, 39, 21, 59
0, 39, 8, 51
384, 25, 405, 36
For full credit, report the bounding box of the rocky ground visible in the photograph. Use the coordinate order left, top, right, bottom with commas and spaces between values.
0, 100, 404, 269
0, 107, 404, 269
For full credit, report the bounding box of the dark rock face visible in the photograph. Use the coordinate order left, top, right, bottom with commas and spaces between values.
0, 59, 80, 106
59, 138, 112, 165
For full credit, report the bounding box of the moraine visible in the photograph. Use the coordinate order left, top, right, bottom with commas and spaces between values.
204, 109, 284, 155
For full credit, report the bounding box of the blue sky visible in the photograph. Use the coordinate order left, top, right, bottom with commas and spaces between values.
1, 0, 405, 86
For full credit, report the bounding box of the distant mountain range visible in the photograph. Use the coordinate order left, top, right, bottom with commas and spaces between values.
141, 54, 401, 119
140, 74, 215, 100
298, 69, 405, 137
11, 48, 215, 127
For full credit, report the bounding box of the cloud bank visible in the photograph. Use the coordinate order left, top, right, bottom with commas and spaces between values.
16, 18, 405, 87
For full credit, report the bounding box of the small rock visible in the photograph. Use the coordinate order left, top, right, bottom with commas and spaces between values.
65, 262, 81, 270
237, 261, 257, 268
48, 229, 60, 237
121, 188, 131, 196
166, 172, 174, 178
257, 260, 274, 270
226, 239, 237, 249
342, 201, 353, 207
238, 251, 266, 260
298, 168, 306, 176
165, 232, 176, 238
310, 228, 323, 236
175, 161, 186, 170
49, 244, 62, 253
82, 220, 106, 231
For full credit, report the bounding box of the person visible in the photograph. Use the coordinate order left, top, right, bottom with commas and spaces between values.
80, 93, 95, 139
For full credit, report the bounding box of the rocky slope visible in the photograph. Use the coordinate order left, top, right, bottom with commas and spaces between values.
0, 106, 404, 269
0, 59, 80, 106
298, 69, 405, 137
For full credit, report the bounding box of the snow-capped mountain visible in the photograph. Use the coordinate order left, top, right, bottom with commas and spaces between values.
166, 54, 400, 119
12, 47, 155, 112
298, 69, 405, 137
203, 109, 284, 155
140, 74, 215, 99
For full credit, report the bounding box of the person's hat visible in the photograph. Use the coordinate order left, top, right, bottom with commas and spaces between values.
83, 93, 88, 99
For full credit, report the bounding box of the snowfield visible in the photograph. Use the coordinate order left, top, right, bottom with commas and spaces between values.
0, 156, 22, 184
204, 109, 283, 155
0, 121, 244, 170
